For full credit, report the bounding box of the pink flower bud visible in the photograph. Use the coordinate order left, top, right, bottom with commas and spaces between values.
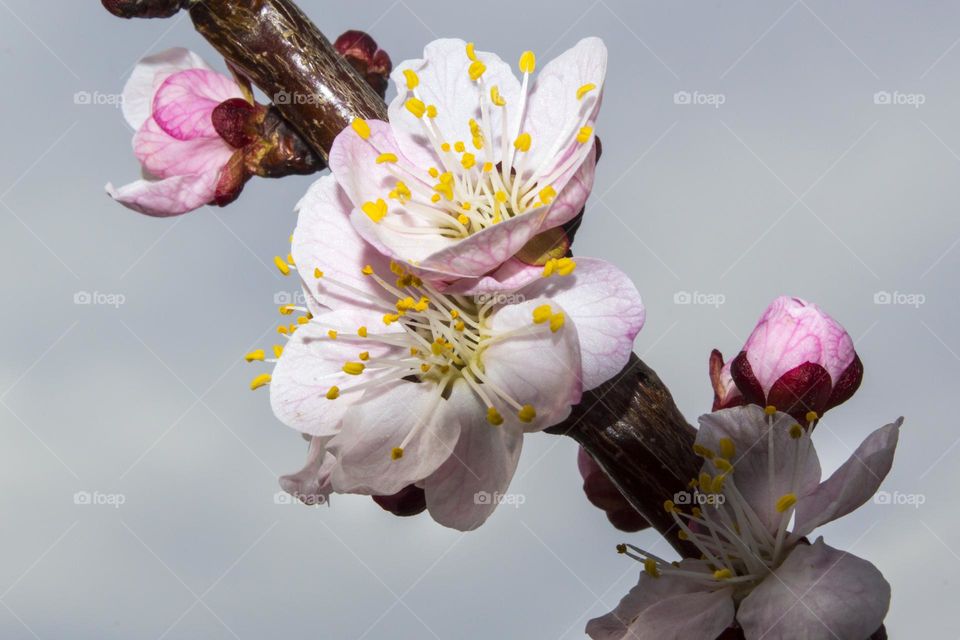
728, 296, 862, 421
333, 30, 392, 99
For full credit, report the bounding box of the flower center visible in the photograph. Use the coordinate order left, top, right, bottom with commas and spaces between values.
350, 43, 599, 240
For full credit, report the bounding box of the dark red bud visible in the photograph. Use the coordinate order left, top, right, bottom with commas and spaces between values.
101, 0, 183, 19
826, 353, 863, 411
578, 447, 649, 532
213, 152, 248, 207
766, 362, 833, 423
730, 351, 765, 408
211, 98, 260, 149
333, 30, 393, 99
372, 485, 426, 517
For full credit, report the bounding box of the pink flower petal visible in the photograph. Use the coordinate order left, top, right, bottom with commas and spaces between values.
121, 47, 212, 131
278, 436, 336, 505
133, 116, 234, 180
737, 539, 890, 640
152, 68, 245, 140
105, 174, 217, 217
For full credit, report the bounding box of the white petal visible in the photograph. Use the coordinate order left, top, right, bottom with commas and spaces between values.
483, 297, 583, 432
387, 38, 521, 169
329, 380, 461, 496
518, 257, 644, 391
422, 380, 524, 531
122, 47, 212, 131
696, 406, 822, 533
794, 418, 902, 537
615, 586, 735, 640
278, 436, 336, 504
269, 310, 403, 437
737, 539, 890, 640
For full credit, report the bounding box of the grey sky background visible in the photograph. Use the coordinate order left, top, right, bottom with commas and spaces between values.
1, 1, 957, 638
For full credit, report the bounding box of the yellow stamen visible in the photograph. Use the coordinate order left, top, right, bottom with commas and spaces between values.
390, 447, 404, 460
518, 404, 537, 423
357, 326, 368, 337
719, 437, 736, 460
249, 373, 271, 390
351, 118, 371, 139
576, 83, 597, 100
314, 268, 323, 279
468, 60, 486, 81
663, 499, 677, 513
644, 558, 660, 578
775, 493, 798, 513
402, 69, 419, 90
714, 458, 732, 473
576, 126, 593, 144
549, 312, 565, 333
514, 132, 531, 152
713, 568, 733, 580
376, 152, 398, 164
362, 199, 388, 223
465, 42, 477, 61
532, 304, 552, 324
426, 104, 438, 119
272, 345, 283, 358
358, 351, 370, 361
556, 257, 576, 276
361, 265, 374, 276
279, 304, 294, 316
274, 256, 290, 276
327, 330, 338, 340
519, 50, 536, 74
487, 407, 504, 426
805, 410, 819, 423
244, 349, 265, 362
490, 85, 506, 107
342, 362, 366, 376
326, 386, 340, 400
764, 405, 777, 416
405, 97, 426, 118
538, 185, 556, 205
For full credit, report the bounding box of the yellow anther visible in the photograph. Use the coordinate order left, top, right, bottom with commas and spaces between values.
327, 330, 338, 340
711, 475, 727, 493
376, 152, 398, 164
405, 97, 426, 118
244, 349, 265, 362
718, 437, 736, 460
277, 325, 289, 336
495, 190, 508, 203
361, 264, 374, 276
249, 373, 271, 390
426, 104, 438, 119
556, 257, 576, 276
449, 309, 460, 319
487, 407, 504, 426
699, 472, 713, 491
538, 185, 557, 205
643, 558, 660, 577
362, 199, 388, 223
272, 345, 283, 358
358, 351, 370, 361
410, 346, 420, 356
383, 313, 400, 325
297, 316, 309, 326
454, 141, 466, 153
289, 323, 298, 334
532, 304, 553, 324
357, 326, 368, 337
472, 135, 484, 149
389, 181, 412, 203
514, 132, 531, 152
465, 42, 477, 61
287, 253, 295, 265
518, 404, 537, 423
457, 214, 470, 225
279, 304, 294, 316
678, 530, 689, 541
342, 362, 366, 376
351, 118, 371, 139
390, 447, 404, 460
713, 568, 733, 581
454, 320, 466, 332
430, 194, 441, 203
461, 152, 476, 169
274, 256, 290, 276
693, 444, 715, 459
490, 85, 506, 107
764, 405, 777, 416
775, 493, 798, 513
518, 50, 536, 74
441, 142, 452, 152
420, 363, 431, 373
402, 68, 419, 90
542, 259, 557, 277
789, 424, 804, 439
714, 458, 732, 473
691, 507, 702, 519
805, 411, 819, 424
549, 312, 565, 333
663, 499, 677, 513
482, 162, 493, 173
576, 126, 593, 144
428, 166, 440, 178
314, 267, 324, 279
576, 83, 597, 100
616, 543, 627, 554
468, 60, 487, 81
326, 386, 340, 400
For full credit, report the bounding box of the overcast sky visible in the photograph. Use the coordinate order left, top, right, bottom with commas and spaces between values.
1, 1, 958, 638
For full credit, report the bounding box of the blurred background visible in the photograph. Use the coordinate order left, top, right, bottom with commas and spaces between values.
1, 1, 957, 637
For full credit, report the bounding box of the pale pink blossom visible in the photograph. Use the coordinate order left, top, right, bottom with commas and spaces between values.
720, 296, 862, 421
327, 37, 606, 289
588, 405, 900, 640
259, 175, 644, 530
106, 48, 245, 217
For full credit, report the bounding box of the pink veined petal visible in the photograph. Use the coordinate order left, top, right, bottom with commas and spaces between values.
278, 436, 336, 504
523, 37, 607, 180
328, 379, 462, 496
615, 586, 735, 640
696, 406, 822, 534
269, 309, 404, 437
793, 418, 902, 538
292, 175, 396, 312
483, 296, 583, 432
538, 140, 598, 230
152, 68, 245, 140
737, 538, 890, 640
105, 174, 217, 217
586, 565, 711, 640
387, 38, 522, 170
435, 258, 543, 296
122, 47, 212, 131
133, 116, 234, 180
517, 257, 644, 391
422, 380, 524, 531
